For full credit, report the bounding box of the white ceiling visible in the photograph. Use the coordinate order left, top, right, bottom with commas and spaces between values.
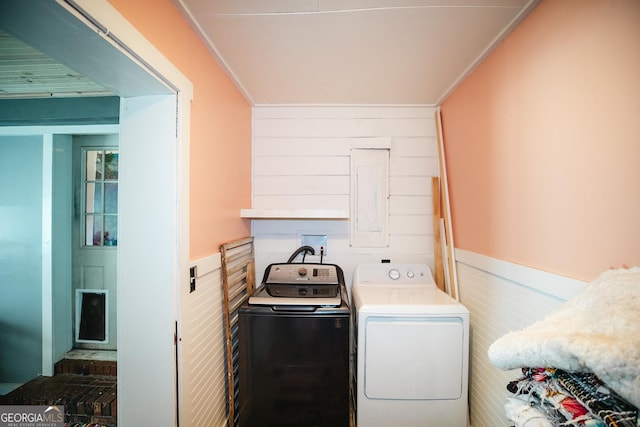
176, 0, 540, 105
0, 0, 539, 105
0, 1, 171, 100
0, 29, 112, 98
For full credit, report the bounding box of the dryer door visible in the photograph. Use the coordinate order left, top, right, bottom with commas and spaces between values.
364, 316, 464, 400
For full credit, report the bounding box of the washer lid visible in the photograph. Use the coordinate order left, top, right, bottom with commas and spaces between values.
352, 284, 469, 315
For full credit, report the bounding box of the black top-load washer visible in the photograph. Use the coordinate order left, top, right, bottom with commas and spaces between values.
238, 261, 350, 427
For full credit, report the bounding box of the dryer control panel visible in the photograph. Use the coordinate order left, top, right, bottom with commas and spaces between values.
353, 263, 435, 285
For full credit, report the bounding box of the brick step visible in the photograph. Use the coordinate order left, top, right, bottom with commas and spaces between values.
55, 359, 117, 377
1, 373, 117, 426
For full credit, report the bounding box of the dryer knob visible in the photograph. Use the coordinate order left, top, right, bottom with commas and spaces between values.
407, 270, 415, 278
389, 269, 401, 280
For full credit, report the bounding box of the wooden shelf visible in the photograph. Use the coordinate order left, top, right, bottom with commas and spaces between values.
240, 209, 349, 220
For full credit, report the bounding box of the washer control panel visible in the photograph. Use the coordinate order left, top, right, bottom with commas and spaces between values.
265, 263, 340, 284
355, 263, 435, 285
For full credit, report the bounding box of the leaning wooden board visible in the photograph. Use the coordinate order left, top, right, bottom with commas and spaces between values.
435, 109, 459, 300
431, 176, 445, 292
220, 236, 255, 427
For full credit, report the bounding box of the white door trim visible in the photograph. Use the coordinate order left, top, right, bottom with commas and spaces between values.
42, 134, 54, 375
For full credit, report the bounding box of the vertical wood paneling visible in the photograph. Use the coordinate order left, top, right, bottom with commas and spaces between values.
251, 106, 438, 279
455, 250, 585, 427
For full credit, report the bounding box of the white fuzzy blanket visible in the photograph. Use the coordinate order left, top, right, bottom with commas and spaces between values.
488, 267, 640, 408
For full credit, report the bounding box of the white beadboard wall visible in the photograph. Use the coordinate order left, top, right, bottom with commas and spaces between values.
251, 106, 439, 286
181, 254, 228, 427
455, 249, 586, 427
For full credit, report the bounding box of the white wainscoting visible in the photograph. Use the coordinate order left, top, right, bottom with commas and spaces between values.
455, 249, 586, 427
181, 253, 227, 427
251, 106, 439, 285
180, 248, 588, 427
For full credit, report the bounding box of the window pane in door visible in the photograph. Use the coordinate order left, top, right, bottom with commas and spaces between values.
85, 215, 103, 246
104, 183, 118, 214
104, 215, 118, 246
86, 182, 102, 213
86, 150, 102, 180
104, 151, 118, 180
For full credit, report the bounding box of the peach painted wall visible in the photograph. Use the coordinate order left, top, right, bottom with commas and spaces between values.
440, 0, 640, 282
108, 0, 252, 260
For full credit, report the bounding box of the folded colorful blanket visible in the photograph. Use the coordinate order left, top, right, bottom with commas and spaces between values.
505, 396, 557, 427
488, 267, 640, 408
507, 368, 606, 426
556, 370, 637, 427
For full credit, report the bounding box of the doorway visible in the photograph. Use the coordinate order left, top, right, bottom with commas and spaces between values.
72, 135, 119, 350
1, 1, 193, 425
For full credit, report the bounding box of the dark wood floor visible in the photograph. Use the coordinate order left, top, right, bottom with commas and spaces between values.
0, 359, 117, 426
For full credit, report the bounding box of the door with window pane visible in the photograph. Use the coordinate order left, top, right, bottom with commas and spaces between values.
73, 135, 118, 350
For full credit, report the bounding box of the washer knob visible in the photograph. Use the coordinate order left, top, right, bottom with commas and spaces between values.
389, 269, 400, 280
407, 270, 415, 278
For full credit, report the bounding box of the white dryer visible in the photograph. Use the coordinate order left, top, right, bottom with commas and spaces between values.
351, 263, 469, 427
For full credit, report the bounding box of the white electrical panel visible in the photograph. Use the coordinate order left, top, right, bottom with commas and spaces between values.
350, 148, 390, 247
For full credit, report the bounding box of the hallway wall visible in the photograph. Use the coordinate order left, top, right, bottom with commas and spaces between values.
51, 134, 73, 366
440, 1, 640, 425
108, 0, 253, 260
440, 0, 640, 281
0, 135, 43, 383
